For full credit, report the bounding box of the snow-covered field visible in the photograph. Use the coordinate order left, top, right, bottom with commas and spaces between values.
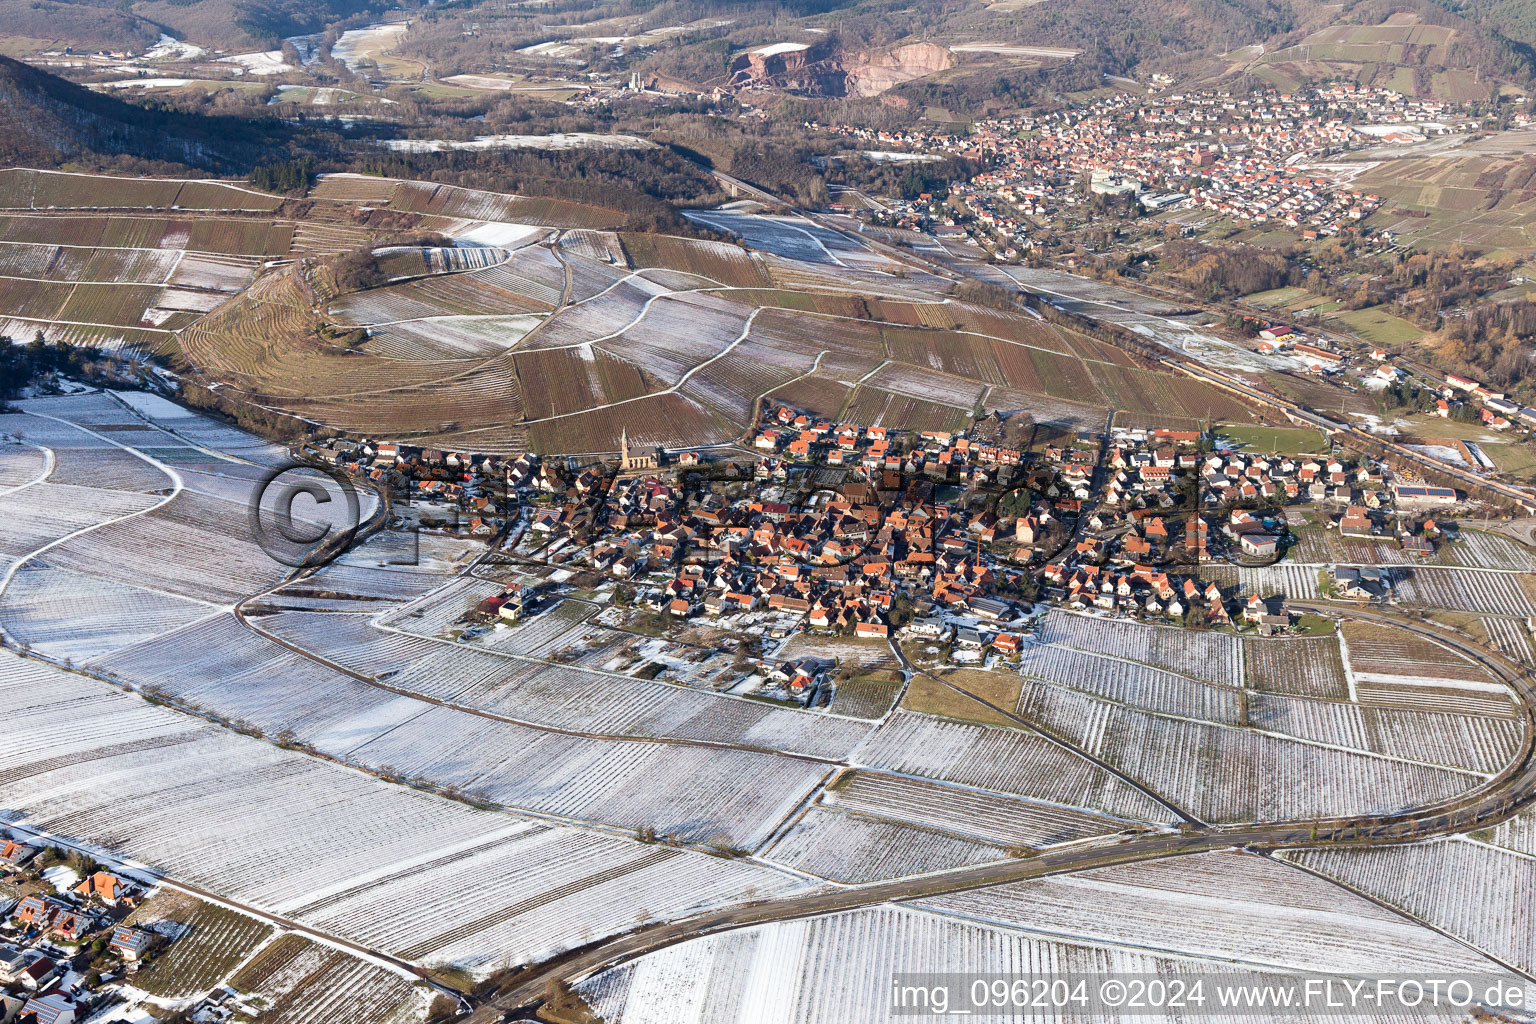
0, 651, 812, 975
380, 133, 654, 153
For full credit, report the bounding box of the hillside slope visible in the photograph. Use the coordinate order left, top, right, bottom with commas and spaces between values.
0, 56, 295, 172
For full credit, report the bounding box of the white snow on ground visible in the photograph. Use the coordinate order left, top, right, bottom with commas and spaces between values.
330, 24, 407, 74
99, 79, 193, 89
1351, 671, 1512, 695
859, 151, 944, 163
1408, 444, 1468, 467
951, 43, 1083, 58
143, 34, 204, 61
219, 51, 296, 75
440, 221, 547, 248
1465, 441, 1497, 470
379, 133, 654, 154
750, 42, 810, 56
42, 865, 81, 890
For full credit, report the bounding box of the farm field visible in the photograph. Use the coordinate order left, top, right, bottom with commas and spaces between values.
1216, 422, 1330, 454
1329, 305, 1425, 346
0, 170, 1275, 454
1287, 839, 1536, 973
4, 127, 1536, 1024
131, 895, 275, 999
762, 807, 1008, 883
575, 888, 1504, 1024
0, 650, 813, 976
921, 851, 1505, 977
231, 935, 427, 1024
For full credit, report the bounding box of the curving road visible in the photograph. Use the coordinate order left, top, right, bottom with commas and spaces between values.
476, 605, 1536, 1018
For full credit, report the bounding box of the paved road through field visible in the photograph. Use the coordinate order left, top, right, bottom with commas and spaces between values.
475, 605, 1536, 1018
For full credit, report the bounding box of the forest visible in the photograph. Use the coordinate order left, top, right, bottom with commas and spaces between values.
0, 334, 101, 405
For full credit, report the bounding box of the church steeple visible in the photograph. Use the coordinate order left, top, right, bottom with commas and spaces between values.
621, 427, 629, 466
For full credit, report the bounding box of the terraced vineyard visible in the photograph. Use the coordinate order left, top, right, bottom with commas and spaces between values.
0, 167, 1271, 455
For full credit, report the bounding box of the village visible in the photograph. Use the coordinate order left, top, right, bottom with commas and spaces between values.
814, 83, 1487, 250
298, 391, 1515, 708
0, 834, 183, 1024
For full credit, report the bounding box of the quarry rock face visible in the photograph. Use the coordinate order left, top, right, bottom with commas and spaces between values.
844, 42, 953, 97
730, 40, 951, 97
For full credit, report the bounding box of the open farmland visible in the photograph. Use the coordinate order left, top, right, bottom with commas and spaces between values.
0, 171, 1278, 455
575, 890, 1505, 1024
132, 896, 275, 998
231, 935, 427, 1024
763, 807, 1007, 883
1288, 839, 1536, 973
0, 650, 813, 976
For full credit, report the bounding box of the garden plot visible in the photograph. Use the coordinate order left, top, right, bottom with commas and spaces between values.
231, 935, 426, 1024
683, 211, 843, 265
824, 771, 1128, 847
471, 248, 566, 306
42, 447, 172, 491
1443, 529, 1536, 571
428, 653, 876, 760
481, 599, 589, 654
133, 897, 275, 999
167, 253, 258, 293
559, 229, 625, 267
0, 241, 62, 277
515, 345, 653, 419
378, 575, 506, 636
763, 806, 1007, 882
1342, 621, 1501, 682
349, 705, 832, 847
1482, 812, 1536, 857
1229, 562, 1321, 599
599, 292, 752, 385
330, 287, 468, 325
677, 354, 798, 422
856, 712, 1174, 824
774, 635, 898, 671
40, 490, 291, 604
1035, 610, 1244, 684
1342, 623, 1517, 717
309, 174, 401, 204
0, 441, 46, 489
564, 256, 630, 302
1245, 691, 1520, 773
1014, 644, 1242, 723
101, 391, 289, 460
398, 271, 554, 318
1288, 839, 1536, 974
1481, 616, 1535, 663
863, 362, 987, 411
1242, 635, 1349, 699
921, 851, 1506, 978
155, 287, 227, 313
1096, 710, 1481, 823
0, 561, 215, 662
1389, 566, 1536, 616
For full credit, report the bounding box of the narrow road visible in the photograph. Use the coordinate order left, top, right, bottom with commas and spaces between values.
479, 608, 1536, 1017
